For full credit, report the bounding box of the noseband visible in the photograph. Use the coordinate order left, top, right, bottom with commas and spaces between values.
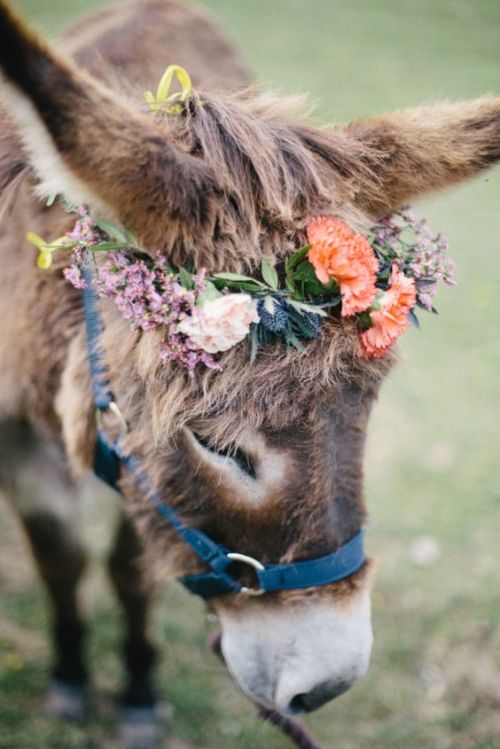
82, 269, 366, 600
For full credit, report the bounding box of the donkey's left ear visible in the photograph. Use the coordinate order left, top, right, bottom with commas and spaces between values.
346, 98, 500, 216
0, 1, 219, 250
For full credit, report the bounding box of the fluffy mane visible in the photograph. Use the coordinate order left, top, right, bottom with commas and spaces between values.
157, 89, 375, 271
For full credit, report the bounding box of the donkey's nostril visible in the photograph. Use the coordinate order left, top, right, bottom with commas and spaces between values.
288, 693, 309, 715
287, 680, 352, 714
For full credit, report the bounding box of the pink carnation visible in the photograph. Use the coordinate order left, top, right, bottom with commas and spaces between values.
360, 265, 416, 359
178, 294, 259, 354
307, 216, 379, 316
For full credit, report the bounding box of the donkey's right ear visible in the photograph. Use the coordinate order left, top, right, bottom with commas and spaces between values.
0, 2, 219, 250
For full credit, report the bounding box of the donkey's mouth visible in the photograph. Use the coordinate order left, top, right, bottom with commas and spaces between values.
207, 630, 223, 660
208, 629, 332, 749
208, 630, 275, 709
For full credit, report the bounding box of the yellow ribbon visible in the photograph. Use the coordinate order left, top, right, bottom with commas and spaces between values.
144, 65, 193, 115
26, 232, 69, 269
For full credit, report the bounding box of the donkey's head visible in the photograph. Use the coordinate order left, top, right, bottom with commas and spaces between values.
1, 0, 498, 715
115, 330, 389, 714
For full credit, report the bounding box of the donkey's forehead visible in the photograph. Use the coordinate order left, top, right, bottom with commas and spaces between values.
136, 318, 391, 445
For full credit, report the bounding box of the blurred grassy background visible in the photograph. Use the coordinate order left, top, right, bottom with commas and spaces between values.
1, 1, 499, 748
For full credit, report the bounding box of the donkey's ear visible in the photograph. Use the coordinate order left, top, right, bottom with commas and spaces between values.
0, 2, 218, 249
346, 98, 500, 216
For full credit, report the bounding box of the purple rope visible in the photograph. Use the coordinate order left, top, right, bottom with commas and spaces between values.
257, 706, 323, 749
208, 633, 324, 749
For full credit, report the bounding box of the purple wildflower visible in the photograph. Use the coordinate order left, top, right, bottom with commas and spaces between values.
373, 206, 454, 309
60, 207, 219, 374
63, 265, 87, 289
67, 205, 104, 249
159, 333, 221, 377
90, 249, 217, 373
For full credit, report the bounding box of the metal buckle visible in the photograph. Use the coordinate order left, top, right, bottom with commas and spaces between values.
226, 552, 265, 596
96, 401, 128, 443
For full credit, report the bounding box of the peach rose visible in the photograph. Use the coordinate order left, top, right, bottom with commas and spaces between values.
307, 216, 379, 316
178, 294, 259, 354
360, 265, 417, 359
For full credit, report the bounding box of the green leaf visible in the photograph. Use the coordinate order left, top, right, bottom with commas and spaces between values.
46, 193, 57, 207
179, 266, 194, 289
319, 297, 342, 309
408, 309, 420, 329
61, 198, 78, 213
285, 332, 307, 353
87, 241, 130, 252
196, 281, 222, 306
212, 278, 265, 293
260, 258, 279, 290
214, 272, 263, 284
318, 279, 340, 298
162, 260, 176, 275
286, 243, 312, 271
415, 279, 437, 288
293, 259, 317, 283
293, 260, 339, 299
94, 219, 131, 244
356, 311, 373, 330
285, 271, 300, 296
286, 299, 327, 317
416, 300, 438, 314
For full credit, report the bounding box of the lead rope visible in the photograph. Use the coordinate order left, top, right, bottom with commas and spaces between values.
208, 633, 324, 749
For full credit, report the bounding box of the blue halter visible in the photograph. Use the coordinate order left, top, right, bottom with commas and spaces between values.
81, 269, 366, 599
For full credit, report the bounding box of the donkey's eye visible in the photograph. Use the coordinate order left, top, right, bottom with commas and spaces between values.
193, 433, 257, 479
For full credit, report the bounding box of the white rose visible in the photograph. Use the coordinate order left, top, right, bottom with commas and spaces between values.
178, 294, 259, 354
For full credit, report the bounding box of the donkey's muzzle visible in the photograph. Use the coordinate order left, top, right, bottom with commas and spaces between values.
215, 587, 374, 718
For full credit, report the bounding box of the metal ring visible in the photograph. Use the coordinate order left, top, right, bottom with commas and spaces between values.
96, 401, 128, 443
226, 552, 265, 596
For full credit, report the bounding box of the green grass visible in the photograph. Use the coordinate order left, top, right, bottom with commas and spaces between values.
2, 0, 500, 747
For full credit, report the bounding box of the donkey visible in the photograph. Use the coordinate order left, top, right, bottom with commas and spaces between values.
0, 0, 499, 745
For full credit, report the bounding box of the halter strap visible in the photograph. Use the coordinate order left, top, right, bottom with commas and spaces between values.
81, 269, 366, 599
180, 529, 364, 598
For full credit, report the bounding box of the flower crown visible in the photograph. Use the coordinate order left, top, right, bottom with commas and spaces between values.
28, 202, 454, 374
27, 65, 453, 374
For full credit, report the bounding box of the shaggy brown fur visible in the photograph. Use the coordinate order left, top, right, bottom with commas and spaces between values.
1, 0, 499, 732
0, 0, 499, 590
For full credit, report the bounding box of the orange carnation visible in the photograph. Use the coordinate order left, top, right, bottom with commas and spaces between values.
360, 265, 417, 359
307, 216, 378, 316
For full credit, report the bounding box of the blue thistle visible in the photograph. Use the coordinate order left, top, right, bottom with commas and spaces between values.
257, 297, 288, 333
296, 310, 322, 339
